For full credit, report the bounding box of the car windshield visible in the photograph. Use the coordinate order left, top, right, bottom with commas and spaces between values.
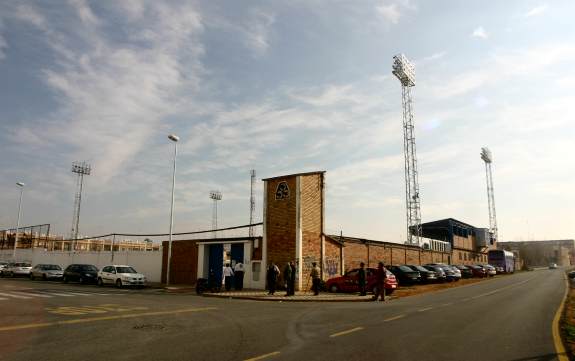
398, 265, 414, 272
15, 263, 31, 267
80, 265, 98, 272
116, 266, 137, 274
411, 265, 428, 272
45, 265, 62, 270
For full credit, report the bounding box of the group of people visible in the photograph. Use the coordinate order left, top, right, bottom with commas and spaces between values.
266, 261, 323, 296
221, 262, 245, 291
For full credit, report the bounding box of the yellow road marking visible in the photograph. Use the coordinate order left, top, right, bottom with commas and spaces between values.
418, 307, 433, 312
383, 314, 405, 322
46, 304, 149, 316
0, 307, 216, 332
244, 351, 281, 361
552, 275, 569, 361
329, 326, 364, 338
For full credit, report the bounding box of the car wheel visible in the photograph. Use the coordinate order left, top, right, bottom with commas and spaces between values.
79, 277, 84, 284
386, 288, 394, 295
42, 274, 47, 281
63, 276, 68, 283
30, 274, 35, 281
115, 279, 123, 289
372, 285, 378, 294
98, 278, 104, 287
329, 284, 338, 293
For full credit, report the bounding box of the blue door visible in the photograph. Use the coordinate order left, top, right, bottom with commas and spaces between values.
208, 244, 224, 286
231, 243, 244, 265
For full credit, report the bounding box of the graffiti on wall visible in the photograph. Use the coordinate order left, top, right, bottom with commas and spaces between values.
324, 257, 338, 277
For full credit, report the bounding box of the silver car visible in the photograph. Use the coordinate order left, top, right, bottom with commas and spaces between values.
30, 264, 64, 281
1, 262, 32, 277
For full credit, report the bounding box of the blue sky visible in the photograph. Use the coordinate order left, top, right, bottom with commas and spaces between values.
0, 0, 573, 242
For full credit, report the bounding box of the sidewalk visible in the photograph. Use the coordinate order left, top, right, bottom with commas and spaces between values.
201, 290, 389, 302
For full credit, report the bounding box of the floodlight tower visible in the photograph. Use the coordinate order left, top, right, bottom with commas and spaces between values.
249, 170, 256, 238
481, 147, 498, 243
210, 190, 222, 237
392, 54, 422, 246
70, 161, 91, 251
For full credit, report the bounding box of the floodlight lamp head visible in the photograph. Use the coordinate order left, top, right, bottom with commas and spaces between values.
71, 161, 92, 175
480, 147, 492, 163
16, 182, 25, 187
392, 54, 416, 87
209, 190, 222, 201
168, 134, 180, 142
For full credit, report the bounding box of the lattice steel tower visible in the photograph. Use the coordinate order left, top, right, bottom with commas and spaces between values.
392, 54, 422, 246
70, 161, 91, 250
481, 147, 498, 243
209, 190, 222, 237
249, 169, 256, 238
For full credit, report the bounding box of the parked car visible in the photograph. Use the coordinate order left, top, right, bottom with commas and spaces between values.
407, 265, 438, 283
30, 264, 63, 281
389, 265, 421, 285
482, 264, 497, 277
453, 265, 473, 278
0, 262, 8, 272
1, 262, 32, 277
494, 266, 504, 273
97, 265, 147, 288
549, 263, 558, 269
468, 264, 488, 278
63, 264, 99, 284
439, 265, 459, 282
423, 265, 447, 282
326, 267, 398, 295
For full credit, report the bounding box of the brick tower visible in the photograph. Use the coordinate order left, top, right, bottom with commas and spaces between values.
262, 171, 325, 291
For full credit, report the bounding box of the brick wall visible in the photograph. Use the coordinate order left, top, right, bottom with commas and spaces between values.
300, 174, 324, 280
324, 237, 341, 278
265, 176, 298, 281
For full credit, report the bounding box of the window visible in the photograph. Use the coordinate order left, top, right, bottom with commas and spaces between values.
459, 253, 462, 260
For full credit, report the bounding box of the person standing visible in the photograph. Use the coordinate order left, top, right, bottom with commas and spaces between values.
223, 263, 234, 292
372, 262, 387, 302
310, 262, 321, 296
267, 262, 280, 295
289, 261, 296, 296
358, 262, 367, 296
234, 262, 245, 291
284, 262, 293, 296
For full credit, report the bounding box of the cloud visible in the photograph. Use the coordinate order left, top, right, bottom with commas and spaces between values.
9, 3, 205, 183
244, 8, 275, 55
471, 26, 488, 39
376, 3, 401, 24
525, 4, 548, 17
0, 33, 6, 60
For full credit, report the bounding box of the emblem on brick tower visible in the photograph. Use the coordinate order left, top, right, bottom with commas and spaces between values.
275, 181, 290, 200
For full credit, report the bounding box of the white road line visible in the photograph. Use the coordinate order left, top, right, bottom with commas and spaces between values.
0, 292, 32, 299
43, 292, 76, 297
61, 292, 92, 296
10, 291, 52, 298
0, 297, 8, 301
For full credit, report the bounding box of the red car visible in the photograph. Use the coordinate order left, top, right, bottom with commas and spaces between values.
326, 267, 398, 295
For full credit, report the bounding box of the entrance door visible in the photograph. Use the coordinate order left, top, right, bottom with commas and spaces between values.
230, 243, 244, 266
208, 244, 224, 286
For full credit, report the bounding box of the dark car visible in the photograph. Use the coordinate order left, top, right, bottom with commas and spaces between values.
389, 265, 421, 285
407, 265, 438, 283
468, 264, 488, 278
423, 265, 447, 282
453, 264, 473, 278
63, 264, 99, 284
326, 267, 398, 295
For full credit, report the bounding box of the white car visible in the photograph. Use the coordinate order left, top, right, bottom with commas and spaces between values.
1, 262, 32, 277
97, 265, 147, 288
550, 263, 558, 269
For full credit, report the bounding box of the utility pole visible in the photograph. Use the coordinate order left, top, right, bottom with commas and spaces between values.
210, 190, 222, 238
481, 147, 498, 243
70, 162, 91, 252
249, 169, 256, 238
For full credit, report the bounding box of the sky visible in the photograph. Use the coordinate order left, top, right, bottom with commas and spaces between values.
0, 0, 573, 243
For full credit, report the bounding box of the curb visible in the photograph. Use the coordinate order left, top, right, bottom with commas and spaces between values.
555, 273, 570, 361
201, 293, 379, 302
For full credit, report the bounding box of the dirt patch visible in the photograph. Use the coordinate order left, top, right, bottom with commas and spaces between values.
391, 277, 494, 299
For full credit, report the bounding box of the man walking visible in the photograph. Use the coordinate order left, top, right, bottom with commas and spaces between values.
284, 262, 293, 296
223, 263, 234, 292
372, 261, 387, 302
289, 261, 296, 295
310, 262, 321, 296
358, 262, 367, 296
234, 262, 245, 291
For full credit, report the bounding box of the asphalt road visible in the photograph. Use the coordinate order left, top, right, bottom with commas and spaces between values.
0, 268, 565, 361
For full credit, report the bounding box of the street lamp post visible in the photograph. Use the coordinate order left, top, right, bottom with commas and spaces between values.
166, 134, 179, 286
13, 182, 25, 260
